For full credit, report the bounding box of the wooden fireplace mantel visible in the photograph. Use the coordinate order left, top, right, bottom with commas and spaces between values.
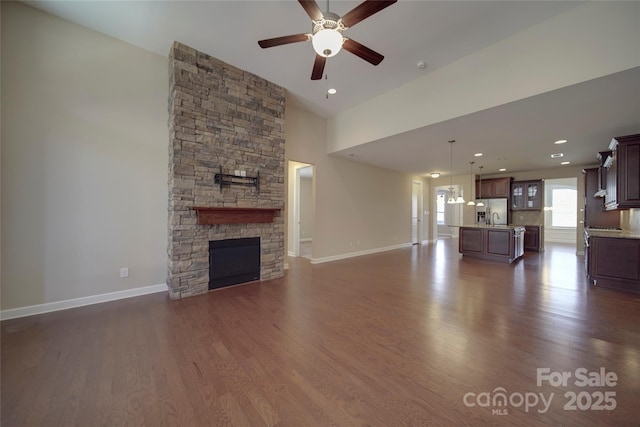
192, 207, 280, 225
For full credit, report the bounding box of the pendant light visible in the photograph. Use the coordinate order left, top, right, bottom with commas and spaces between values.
446, 140, 456, 204
476, 166, 485, 207
447, 139, 465, 204
446, 189, 456, 204
467, 161, 476, 206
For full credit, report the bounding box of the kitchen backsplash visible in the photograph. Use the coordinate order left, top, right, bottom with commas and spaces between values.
511, 210, 543, 226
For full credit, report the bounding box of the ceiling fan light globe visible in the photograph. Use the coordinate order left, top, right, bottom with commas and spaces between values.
312, 29, 343, 58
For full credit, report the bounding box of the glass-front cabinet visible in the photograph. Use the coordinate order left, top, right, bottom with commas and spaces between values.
511, 183, 524, 209
526, 182, 540, 209
512, 180, 542, 210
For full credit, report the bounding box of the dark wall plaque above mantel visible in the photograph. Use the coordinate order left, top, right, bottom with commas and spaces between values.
192, 207, 280, 225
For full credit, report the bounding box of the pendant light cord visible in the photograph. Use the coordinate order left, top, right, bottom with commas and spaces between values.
449, 140, 455, 193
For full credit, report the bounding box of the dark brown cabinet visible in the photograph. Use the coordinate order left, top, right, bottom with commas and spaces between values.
587, 235, 640, 293
583, 168, 619, 228
511, 180, 542, 210
476, 177, 511, 199
524, 225, 541, 252
459, 226, 524, 263
459, 227, 484, 254
604, 133, 640, 210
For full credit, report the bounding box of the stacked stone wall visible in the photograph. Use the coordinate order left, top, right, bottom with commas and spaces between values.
167, 42, 285, 299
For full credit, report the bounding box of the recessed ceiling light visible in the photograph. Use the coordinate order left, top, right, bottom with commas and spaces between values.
550, 153, 564, 158
561, 161, 571, 165
499, 168, 506, 172
554, 139, 567, 144
327, 88, 337, 95
430, 173, 440, 178
474, 153, 483, 157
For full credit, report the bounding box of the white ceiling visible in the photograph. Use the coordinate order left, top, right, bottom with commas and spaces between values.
336, 67, 640, 176
25, 0, 640, 176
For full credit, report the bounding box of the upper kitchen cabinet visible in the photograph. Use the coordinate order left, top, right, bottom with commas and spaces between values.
476, 177, 511, 199
511, 180, 543, 210
604, 133, 640, 210
583, 168, 619, 228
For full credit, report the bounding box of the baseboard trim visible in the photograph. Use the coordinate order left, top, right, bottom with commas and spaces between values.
310, 243, 413, 265
0, 283, 168, 321
287, 250, 295, 257
299, 238, 312, 243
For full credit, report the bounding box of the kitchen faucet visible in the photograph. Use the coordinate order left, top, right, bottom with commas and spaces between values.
492, 212, 500, 225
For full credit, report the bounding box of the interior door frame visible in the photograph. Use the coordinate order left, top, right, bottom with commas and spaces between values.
292, 166, 302, 257
412, 180, 423, 244
289, 161, 313, 258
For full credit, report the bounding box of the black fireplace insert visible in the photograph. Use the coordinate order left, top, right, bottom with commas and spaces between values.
209, 237, 260, 290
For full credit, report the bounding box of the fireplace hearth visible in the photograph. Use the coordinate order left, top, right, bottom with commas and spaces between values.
209, 237, 260, 290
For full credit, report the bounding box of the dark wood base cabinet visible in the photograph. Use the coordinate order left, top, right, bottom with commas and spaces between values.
524, 225, 542, 252
459, 226, 524, 263
587, 236, 640, 293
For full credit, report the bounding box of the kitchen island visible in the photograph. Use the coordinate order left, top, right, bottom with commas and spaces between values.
459, 225, 525, 263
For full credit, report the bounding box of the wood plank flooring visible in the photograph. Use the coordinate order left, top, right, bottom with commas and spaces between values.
2, 240, 640, 426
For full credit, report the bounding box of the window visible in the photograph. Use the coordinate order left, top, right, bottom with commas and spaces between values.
436, 191, 446, 225
551, 188, 577, 227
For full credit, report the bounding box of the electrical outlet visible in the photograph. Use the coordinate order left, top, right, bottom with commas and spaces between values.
120, 267, 129, 278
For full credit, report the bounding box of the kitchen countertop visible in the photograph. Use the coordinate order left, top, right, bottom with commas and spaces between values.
461, 224, 525, 230
584, 228, 640, 239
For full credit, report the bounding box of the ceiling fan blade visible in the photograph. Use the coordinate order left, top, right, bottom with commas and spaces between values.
258, 34, 310, 49
343, 39, 384, 65
341, 0, 397, 28
311, 55, 326, 80
298, 0, 324, 21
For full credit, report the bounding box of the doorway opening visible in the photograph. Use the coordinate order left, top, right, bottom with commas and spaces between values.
287, 160, 315, 259
435, 185, 463, 239
544, 177, 578, 245
412, 181, 423, 244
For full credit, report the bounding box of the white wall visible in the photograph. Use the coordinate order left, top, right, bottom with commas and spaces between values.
285, 104, 428, 262
1, 2, 168, 311
328, 1, 640, 153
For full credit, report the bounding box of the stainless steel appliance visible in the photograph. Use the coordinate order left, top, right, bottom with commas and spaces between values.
513, 226, 525, 259
475, 198, 508, 225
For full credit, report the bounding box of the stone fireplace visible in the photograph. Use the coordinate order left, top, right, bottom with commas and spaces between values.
167, 42, 285, 299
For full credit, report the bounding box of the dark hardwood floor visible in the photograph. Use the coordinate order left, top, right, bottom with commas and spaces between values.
2, 240, 640, 426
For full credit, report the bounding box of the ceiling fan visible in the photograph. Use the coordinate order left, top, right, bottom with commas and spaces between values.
258, 0, 397, 80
